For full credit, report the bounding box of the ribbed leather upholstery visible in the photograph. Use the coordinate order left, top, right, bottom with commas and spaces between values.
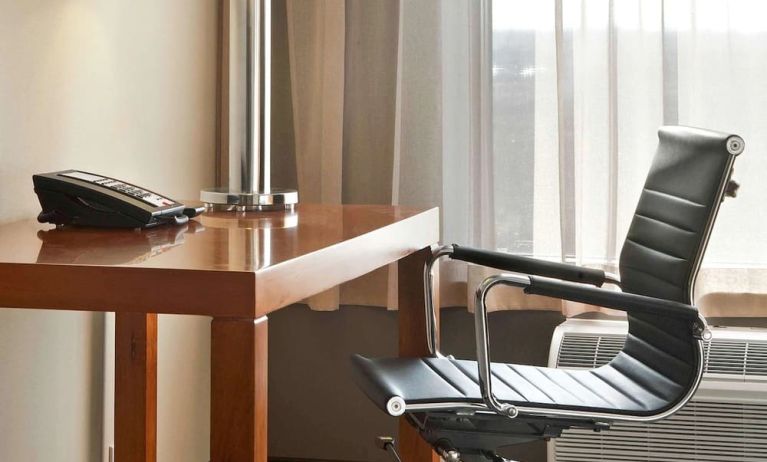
352, 351, 688, 416
606, 125, 739, 417
620, 126, 738, 303
351, 126, 741, 422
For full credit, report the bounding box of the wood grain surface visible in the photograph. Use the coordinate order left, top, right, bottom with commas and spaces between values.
115, 312, 157, 462
397, 247, 440, 462
0, 204, 438, 318
211, 317, 268, 462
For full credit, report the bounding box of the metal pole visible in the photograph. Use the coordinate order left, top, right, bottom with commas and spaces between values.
201, 0, 297, 211
245, 0, 269, 194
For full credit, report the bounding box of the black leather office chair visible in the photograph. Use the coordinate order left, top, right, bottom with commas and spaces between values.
351, 126, 744, 461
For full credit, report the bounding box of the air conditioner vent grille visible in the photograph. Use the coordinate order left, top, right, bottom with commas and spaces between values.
558, 333, 767, 377
554, 401, 767, 461
557, 334, 625, 369
705, 340, 767, 376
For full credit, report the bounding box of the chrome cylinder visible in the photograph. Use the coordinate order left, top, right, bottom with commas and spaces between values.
200, 0, 298, 211
245, 0, 268, 194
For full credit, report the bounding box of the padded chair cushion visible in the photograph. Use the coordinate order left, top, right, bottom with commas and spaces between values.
354, 350, 692, 419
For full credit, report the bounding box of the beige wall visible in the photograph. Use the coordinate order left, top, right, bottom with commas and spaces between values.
0, 0, 217, 460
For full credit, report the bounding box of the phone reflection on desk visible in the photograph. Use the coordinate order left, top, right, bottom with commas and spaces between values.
35, 220, 205, 265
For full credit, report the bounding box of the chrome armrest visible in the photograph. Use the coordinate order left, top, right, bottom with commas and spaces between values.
425, 246, 623, 356
425, 247, 622, 357
472, 274, 531, 418
424, 245, 454, 356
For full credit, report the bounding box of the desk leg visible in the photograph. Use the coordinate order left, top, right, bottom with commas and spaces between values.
115, 312, 158, 462
398, 247, 440, 462
210, 317, 268, 462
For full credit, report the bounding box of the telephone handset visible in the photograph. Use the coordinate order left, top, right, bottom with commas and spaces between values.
33, 170, 204, 229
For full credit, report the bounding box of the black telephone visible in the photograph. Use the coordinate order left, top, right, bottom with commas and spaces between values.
33, 170, 204, 229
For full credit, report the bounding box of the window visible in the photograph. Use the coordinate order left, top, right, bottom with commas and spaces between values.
490, 0, 767, 271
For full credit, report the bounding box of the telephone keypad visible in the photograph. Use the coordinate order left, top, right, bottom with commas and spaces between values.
60, 171, 176, 208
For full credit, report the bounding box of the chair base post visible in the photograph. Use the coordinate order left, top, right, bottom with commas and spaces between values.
407, 411, 584, 458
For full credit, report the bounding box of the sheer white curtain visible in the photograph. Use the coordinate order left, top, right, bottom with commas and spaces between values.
284, 0, 489, 310
284, 0, 767, 315
482, 0, 767, 315
285, 0, 440, 310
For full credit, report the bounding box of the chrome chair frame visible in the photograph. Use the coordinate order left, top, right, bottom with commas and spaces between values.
421, 245, 710, 425
354, 127, 744, 460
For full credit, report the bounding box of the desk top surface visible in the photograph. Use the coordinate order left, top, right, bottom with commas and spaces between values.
0, 203, 439, 316
0, 203, 434, 271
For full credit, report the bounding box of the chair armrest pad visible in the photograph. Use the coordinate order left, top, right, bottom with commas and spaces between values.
524, 276, 698, 321
451, 244, 606, 286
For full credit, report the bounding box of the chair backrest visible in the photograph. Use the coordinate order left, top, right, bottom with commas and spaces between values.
606, 127, 743, 418
619, 126, 743, 304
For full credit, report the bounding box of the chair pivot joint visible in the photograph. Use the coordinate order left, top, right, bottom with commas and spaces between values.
693, 315, 712, 341
435, 441, 463, 462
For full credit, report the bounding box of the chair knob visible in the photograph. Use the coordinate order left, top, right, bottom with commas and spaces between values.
725, 179, 740, 198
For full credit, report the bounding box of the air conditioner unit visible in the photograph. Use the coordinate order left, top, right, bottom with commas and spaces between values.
547, 318, 767, 462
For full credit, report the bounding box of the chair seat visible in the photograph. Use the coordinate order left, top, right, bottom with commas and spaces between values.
351, 353, 686, 417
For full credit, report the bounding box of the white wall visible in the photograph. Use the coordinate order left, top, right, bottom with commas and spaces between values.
0, 1, 217, 460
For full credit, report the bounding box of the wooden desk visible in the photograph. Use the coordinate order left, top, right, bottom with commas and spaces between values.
0, 203, 440, 462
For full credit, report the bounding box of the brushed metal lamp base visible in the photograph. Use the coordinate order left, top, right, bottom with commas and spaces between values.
200, 187, 298, 212
207, 1, 298, 214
